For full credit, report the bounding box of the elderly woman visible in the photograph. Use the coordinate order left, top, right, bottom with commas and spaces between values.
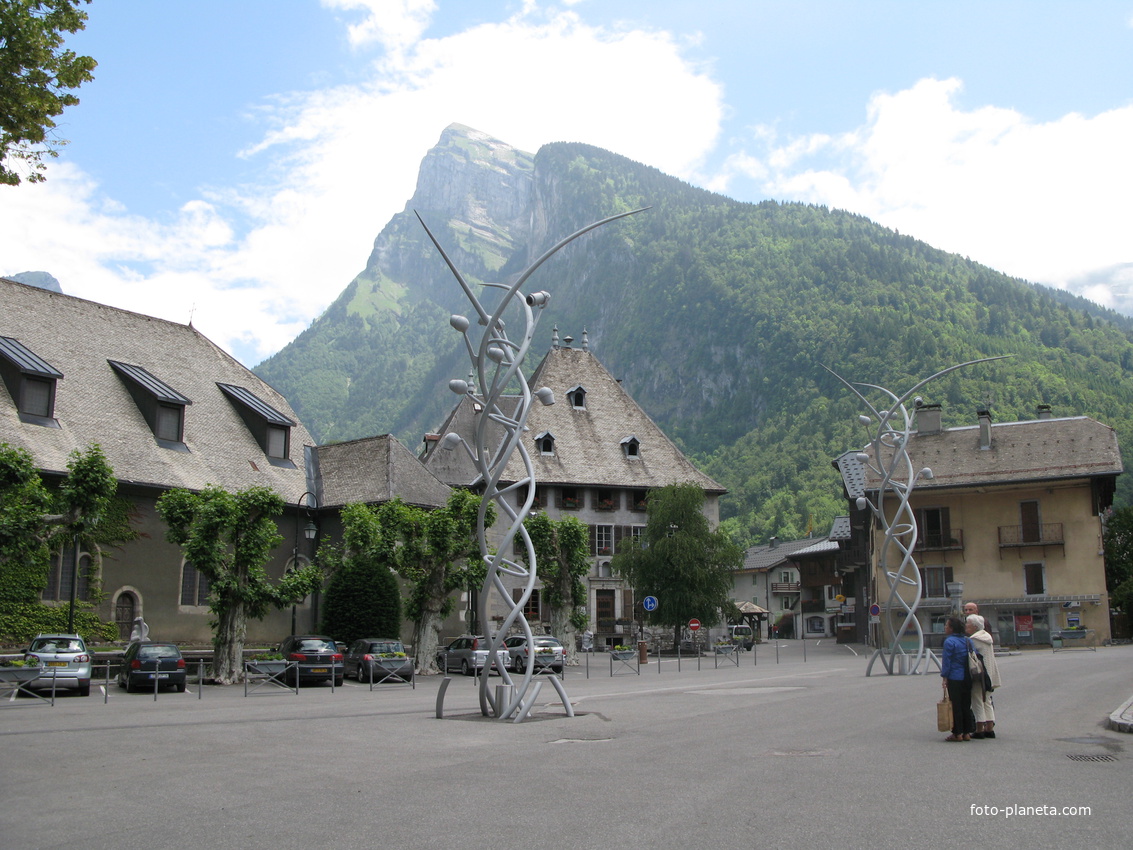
940, 616, 975, 741
966, 614, 1001, 739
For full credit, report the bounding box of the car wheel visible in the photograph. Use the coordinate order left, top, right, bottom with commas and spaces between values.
125, 678, 135, 693
334, 676, 343, 687
356, 665, 366, 682
175, 682, 186, 693
78, 681, 91, 697
461, 659, 471, 676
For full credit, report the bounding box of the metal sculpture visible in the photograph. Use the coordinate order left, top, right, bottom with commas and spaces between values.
419, 207, 645, 720
828, 358, 1006, 676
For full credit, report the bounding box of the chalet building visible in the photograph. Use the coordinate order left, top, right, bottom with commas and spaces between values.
734, 516, 865, 643
0, 278, 320, 643
422, 330, 726, 648
841, 403, 1121, 647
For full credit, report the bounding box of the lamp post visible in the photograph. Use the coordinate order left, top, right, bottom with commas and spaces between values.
291, 492, 318, 635
947, 580, 964, 616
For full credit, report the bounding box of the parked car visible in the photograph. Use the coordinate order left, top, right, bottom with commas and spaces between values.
504, 635, 565, 673
344, 639, 413, 683
728, 624, 754, 650
279, 635, 344, 686
23, 634, 92, 696
435, 636, 508, 676
117, 642, 187, 693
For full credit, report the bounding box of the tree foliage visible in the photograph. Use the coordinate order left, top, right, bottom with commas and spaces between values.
0, 0, 97, 185
1103, 506, 1133, 614
156, 485, 322, 683
319, 502, 403, 646
0, 442, 118, 642
332, 490, 490, 673
521, 513, 590, 663
611, 483, 744, 649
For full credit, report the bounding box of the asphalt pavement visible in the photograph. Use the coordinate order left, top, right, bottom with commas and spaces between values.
2, 640, 1130, 850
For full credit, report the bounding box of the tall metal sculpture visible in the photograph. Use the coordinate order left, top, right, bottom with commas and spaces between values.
420, 208, 645, 720
828, 357, 1006, 676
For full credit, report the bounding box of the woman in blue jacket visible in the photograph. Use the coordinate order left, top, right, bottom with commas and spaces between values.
940, 616, 975, 741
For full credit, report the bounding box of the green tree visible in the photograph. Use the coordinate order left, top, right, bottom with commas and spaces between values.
156, 485, 322, 683
320, 502, 403, 646
1103, 506, 1133, 614
611, 483, 744, 650
391, 489, 491, 674
0, 0, 97, 185
0, 442, 118, 642
521, 513, 589, 664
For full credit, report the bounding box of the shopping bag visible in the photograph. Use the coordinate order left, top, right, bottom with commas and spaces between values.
937, 695, 953, 732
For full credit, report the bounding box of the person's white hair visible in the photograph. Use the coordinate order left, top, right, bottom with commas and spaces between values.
965, 614, 985, 630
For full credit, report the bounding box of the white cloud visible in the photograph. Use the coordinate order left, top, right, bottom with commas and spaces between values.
1, 4, 722, 365
731, 77, 1133, 291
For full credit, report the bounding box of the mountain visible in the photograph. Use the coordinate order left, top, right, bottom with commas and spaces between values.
7, 271, 63, 293
255, 124, 1133, 544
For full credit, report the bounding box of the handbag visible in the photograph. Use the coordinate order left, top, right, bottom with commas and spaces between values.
937, 694, 953, 732
967, 639, 984, 679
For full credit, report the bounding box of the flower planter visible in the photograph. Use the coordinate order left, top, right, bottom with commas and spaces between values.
247, 660, 289, 676
0, 666, 44, 685
610, 650, 635, 661
713, 645, 736, 655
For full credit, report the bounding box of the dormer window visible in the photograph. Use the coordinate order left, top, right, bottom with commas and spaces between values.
217, 383, 296, 467
567, 386, 587, 409
0, 336, 63, 427
108, 360, 191, 450
536, 431, 555, 456
621, 435, 641, 459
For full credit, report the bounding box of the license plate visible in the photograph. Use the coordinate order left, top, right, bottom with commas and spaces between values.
47, 661, 67, 667
310, 667, 328, 673
150, 673, 169, 679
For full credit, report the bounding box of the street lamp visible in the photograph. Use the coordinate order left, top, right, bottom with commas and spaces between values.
947, 581, 964, 616
291, 492, 319, 635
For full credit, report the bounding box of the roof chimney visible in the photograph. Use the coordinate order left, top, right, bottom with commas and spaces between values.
551, 325, 560, 349
1037, 404, 1052, 420
916, 402, 942, 435
977, 407, 992, 450
769, 536, 779, 549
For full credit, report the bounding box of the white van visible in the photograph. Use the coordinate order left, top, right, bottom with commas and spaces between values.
728, 624, 754, 648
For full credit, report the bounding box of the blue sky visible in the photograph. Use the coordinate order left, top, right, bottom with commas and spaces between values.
3, 1, 1132, 365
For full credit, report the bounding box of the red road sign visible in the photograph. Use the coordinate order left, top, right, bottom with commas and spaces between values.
688, 618, 701, 631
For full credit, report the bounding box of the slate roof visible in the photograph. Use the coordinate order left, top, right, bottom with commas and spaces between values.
313, 434, 452, 509
861, 416, 1122, 491
0, 278, 314, 500
740, 536, 824, 573
423, 346, 725, 493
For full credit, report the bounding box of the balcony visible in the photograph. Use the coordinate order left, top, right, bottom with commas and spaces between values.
914, 529, 964, 552
771, 582, 801, 593
998, 523, 1064, 548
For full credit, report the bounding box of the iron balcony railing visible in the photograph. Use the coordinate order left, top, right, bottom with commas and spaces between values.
914, 529, 964, 552
998, 523, 1064, 547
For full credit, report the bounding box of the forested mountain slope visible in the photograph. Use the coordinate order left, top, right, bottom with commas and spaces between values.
256, 127, 1133, 544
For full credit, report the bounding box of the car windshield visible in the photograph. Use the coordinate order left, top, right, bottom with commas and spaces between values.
30, 638, 84, 653
138, 645, 179, 658
296, 640, 334, 652
534, 639, 561, 647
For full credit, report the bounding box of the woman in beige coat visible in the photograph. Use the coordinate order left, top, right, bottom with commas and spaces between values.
966, 614, 1001, 738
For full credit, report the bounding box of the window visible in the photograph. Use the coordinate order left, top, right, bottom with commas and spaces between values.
558, 487, 581, 510
512, 588, 541, 620
916, 507, 952, 548
919, 565, 953, 598
0, 336, 63, 426
779, 570, 793, 583
595, 488, 618, 511
217, 383, 295, 466
180, 561, 210, 606
114, 592, 137, 641
1023, 562, 1045, 595
42, 543, 90, 602
590, 524, 614, 556
628, 489, 648, 512
1020, 501, 1041, 543
109, 360, 191, 449
567, 386, 586, 409
621, 435, 640, 459
515, 484, 543, 510
535, 432, 555, 456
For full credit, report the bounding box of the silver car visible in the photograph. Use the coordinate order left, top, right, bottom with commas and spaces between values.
435, 636, 508, 676
24, 634, 92, 696
504, 635, 565, 673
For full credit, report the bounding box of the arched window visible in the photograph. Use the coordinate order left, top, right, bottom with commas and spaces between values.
567, 386, 587, 409
180, 561, 209, 606
536, 432, 555, 456
621, 436, 640, 458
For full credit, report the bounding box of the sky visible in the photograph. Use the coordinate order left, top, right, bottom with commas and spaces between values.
3, 0, 1132, 367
